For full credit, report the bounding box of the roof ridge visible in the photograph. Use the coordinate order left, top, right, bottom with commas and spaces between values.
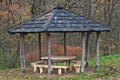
42, 9, 57, 31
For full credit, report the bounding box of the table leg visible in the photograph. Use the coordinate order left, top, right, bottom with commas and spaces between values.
67, 60, 71, 66
68, 60, 72, 71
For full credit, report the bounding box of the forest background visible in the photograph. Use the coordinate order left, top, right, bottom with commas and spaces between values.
0, 0, 119, 68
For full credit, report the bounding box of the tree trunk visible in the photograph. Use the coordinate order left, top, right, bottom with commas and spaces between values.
8, 44, 19, 68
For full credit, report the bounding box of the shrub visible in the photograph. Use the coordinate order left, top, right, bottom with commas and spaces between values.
25, 41, 82, 64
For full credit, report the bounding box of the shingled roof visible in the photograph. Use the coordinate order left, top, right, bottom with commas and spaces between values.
8, 7, 110, 33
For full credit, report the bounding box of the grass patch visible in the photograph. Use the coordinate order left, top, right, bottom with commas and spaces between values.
0, 54, 120, 80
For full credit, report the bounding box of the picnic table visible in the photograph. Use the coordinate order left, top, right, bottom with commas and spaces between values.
31, 56, 77, 75
41, 56, 76, 66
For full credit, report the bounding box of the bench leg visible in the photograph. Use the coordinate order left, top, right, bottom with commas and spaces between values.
64, 68, 67, 73
34, 66, 37, 72
39, 68, 43, 74
75, 66, 80, 73
58, 68, 62, 75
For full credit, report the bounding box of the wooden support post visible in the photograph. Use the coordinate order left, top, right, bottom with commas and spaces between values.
95, 32, 101, 70
38, 33, 41, 60
20, 33, 26, 73
85, 32, 90, 68
47, 32, 51, 75
81, 32, 86, 72
64, 32, 67, 56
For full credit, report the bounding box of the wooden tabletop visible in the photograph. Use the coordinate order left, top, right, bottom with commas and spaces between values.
41, 56, 76, 60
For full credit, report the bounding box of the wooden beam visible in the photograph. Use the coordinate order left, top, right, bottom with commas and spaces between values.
64, 32, 67, 56
81, 32, 86, 72
47, 32, 51, 75
85, 32, 90, 68
95, 32, 101, 70
38, 33, 41, 60
20, 33, 26, 73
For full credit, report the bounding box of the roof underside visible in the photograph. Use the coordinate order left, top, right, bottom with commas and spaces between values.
8, 7, 110, 33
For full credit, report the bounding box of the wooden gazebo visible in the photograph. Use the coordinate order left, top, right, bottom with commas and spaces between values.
8, 7, 110, 75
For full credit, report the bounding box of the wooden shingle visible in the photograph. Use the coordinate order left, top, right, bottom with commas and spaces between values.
8, 7, 110, 33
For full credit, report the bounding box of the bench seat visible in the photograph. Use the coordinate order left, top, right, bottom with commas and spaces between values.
32, 64, 69, 75
31, 61, 45, 65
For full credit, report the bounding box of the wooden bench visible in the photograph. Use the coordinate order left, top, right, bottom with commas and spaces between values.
31, 61, 45, 72
32, 64, 69, 75
72, 60, 86, 73
74, 63, 81, 73
31, 61, 45, 65
72, 60, 81, 73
